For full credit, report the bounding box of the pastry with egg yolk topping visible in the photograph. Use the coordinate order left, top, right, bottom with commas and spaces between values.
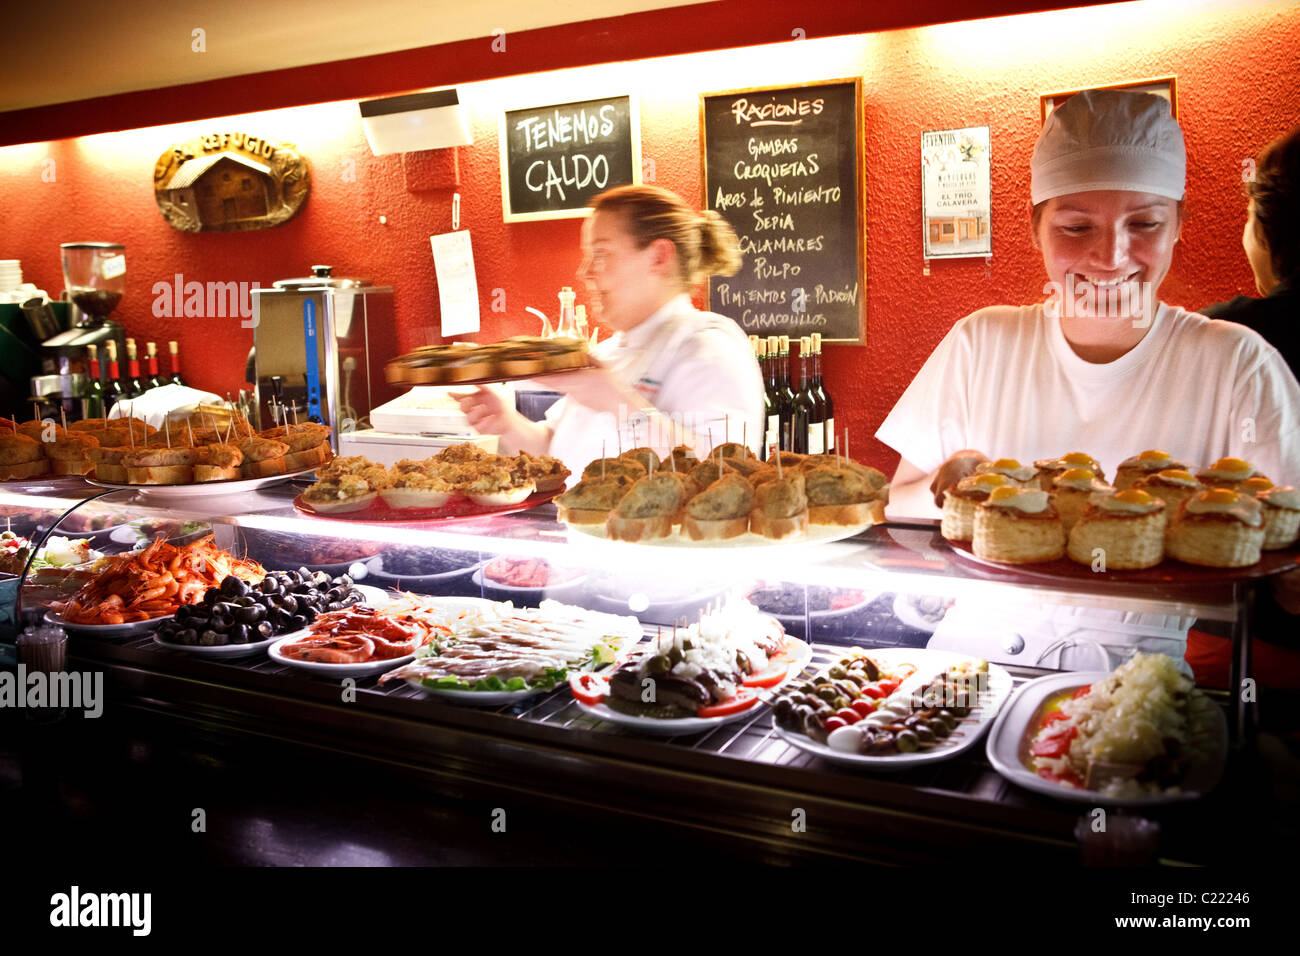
1132, 468, 1202, 514
1114, 449, 1189, 490
972, 485, 1066, 564
1165, 488, 1266, 568
1033, 453, 1106, 491
941, 473, 1008, 542
1050, 467, 1113, 533
1239, 479, 1300, 550
1066, 488, 1167, 570
1195, 457, 1263, 492
973, 458, 1036, 485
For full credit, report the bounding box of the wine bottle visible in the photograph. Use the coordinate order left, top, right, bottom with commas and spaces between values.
764, 336, 780, 460
812, 332, 835, 454
125, 339, 144, 398
86, 344, 105, 419
105, 340, 125, 408
168, 340, 185, 386
755, 338, 775, 462
146, 341, 164, 389
791, 337, 816, 454
776, 335, 797, 452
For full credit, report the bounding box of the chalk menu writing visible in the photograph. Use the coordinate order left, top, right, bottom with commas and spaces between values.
701, 80, 864, 342
500, 94, 638, 222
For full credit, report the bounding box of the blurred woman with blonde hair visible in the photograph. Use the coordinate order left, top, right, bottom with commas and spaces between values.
456, 185, 764, 472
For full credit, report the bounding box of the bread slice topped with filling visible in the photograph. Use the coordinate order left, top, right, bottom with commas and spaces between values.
122, 446, 198, 484
606, 473, 687, 542
750, 473, 808, 540
556, 474, 637, 525
193, 443, 244, 482
803, 464, 887, 526
683, 473, 754, 541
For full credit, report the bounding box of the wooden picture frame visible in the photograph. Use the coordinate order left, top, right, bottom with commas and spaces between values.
498, 93, 641, 223
1040, 76, 1178, 124
699, 77, 866, 345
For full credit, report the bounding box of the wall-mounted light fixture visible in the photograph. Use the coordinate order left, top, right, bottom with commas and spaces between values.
358, 88, 474, 155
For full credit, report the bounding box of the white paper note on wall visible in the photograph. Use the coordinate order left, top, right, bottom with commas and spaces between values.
430, 230, 480, 336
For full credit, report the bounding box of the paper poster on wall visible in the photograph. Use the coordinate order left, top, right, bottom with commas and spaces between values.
921, 126, 991, 260
430, 230, 481, 336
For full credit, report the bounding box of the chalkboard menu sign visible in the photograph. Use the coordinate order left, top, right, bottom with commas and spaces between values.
701, 79, 864, 343
499, 94, 641, 223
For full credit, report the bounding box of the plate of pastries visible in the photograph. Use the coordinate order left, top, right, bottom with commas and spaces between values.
384, 336, 591, 386
557, 444, 889, 547
46, 414, 335, 494
939, 450, 1300, 578
294, 443, 570, 521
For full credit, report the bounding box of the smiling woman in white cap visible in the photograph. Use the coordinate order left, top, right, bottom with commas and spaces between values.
875, 89, 1300, 675
880, 88, 1300, 517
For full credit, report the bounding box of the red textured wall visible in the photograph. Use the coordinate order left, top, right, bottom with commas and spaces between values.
2, 0, 1297, 477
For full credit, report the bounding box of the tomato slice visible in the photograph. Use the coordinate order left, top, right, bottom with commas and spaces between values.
1072, 684, 1093, 700
697, 688, 759, 718
1042, 710, 1070, 725
1036, 766, 1084, 787
742, 664, 788, 688
569, 672, 609, 706
1030, 726, 1077, 758
876, 678, 901, 695
860, 685, 888, 699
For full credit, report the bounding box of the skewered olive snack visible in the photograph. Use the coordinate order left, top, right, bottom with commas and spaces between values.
774, 655, 990, 755
156, 568, 365, 647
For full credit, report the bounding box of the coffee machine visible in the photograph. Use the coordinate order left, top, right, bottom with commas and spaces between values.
23, 243, 127, 421
249, 265, 399, 449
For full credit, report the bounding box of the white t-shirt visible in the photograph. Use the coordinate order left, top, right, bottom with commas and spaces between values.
544, 294, 765, 475
877, 302, 1300, 513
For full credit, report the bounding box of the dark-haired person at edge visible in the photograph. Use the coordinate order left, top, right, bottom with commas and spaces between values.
454, 185, 764, 474
1193, 125, 1300, 692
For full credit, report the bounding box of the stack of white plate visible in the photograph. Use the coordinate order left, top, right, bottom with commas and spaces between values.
0, 260, 21, 292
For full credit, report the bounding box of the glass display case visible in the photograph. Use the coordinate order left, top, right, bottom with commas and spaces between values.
0, 474, 1284, 864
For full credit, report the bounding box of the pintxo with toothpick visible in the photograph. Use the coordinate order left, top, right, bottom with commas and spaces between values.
556, 434, 889, 546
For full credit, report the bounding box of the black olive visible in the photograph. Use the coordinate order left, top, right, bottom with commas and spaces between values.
175, 605, 191, 622
198, 630, 221, 646
297, 567, 311, 579
256, 621, 274, 638
326, 602, 342, 612
335, 575, 353, 588
312, 571, 330, 586
228, 623, 249, 644
209, 616, 231, 633
301, 606, 318, 623
231, 605, 260, 625
259, 578, 280, 595
187, 615, 210, 630
203, 589, 220, 606
288, 614, 307, 631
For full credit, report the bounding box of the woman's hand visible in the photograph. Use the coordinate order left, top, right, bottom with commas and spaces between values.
929, 450, 990, 508
450, 387, 550, 455
531, 358, 639, 418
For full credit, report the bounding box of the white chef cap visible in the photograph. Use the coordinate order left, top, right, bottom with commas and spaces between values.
1031, 89, 1186, 204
